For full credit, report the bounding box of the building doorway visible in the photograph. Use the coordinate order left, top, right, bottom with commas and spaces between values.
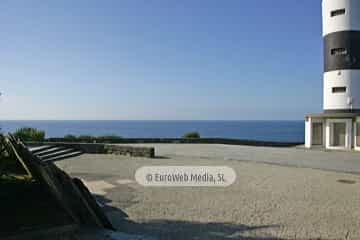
312, 122, 323, 145
355, 122, 360, 148
330, 122, 346, 147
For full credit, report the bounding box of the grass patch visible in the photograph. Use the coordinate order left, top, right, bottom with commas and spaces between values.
13, 127, 45, 142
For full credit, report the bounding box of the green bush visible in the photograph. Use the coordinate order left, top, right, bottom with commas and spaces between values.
182, 131, 200, 139
77, 135, 94, 141
62, 134, 122, 142
63, 134, 77, 140
13, 127, 45, 142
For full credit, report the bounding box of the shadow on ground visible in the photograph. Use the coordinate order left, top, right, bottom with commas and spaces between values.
153, 156, 171, 159
115, 219, 282, 240
95, 195, 285, 240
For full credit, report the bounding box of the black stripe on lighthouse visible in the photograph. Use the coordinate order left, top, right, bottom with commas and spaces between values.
324, 31, 360, 72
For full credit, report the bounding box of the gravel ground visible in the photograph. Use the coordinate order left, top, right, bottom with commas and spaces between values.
57, 145, 360, 240
120, 143, 360, 174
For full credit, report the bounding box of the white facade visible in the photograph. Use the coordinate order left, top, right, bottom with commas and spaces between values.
323, 70, 360, 111
305, 115, 360, 150
322, 0, 360, 36
304, 118, 311, 148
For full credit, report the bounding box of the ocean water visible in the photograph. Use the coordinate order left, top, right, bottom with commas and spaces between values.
0, 120, 304, 142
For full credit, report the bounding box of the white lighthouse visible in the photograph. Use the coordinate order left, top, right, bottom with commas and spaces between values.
305, 0, 360, 150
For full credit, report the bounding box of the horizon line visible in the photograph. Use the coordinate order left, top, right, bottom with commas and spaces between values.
0, 119, 304, 121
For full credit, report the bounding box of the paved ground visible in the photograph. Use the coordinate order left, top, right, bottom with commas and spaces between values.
121, 144, 360, 174
56, 144, 360, 240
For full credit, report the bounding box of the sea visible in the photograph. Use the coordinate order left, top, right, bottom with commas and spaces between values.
0, 120, 304, 142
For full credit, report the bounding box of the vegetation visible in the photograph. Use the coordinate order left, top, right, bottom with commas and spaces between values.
0, 134, 28, 177
62, 134, 122, 142
0, 134, 73, 233
0, 176, 72, 233
97, 135, 123, 140
63, 134, 77, 141
182, 131, 201, 139
13, 127, 45, 142
77, 135, 94, 141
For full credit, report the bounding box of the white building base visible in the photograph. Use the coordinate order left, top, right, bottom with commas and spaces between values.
305, 113, 360, 151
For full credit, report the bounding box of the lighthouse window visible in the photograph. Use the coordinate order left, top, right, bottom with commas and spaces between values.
331, 8, 345, 17
331, 48, 347, 56
332, 87, 346, 93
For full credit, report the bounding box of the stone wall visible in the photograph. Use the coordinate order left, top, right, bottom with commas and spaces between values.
104, 144, 155, 158
44, 138, 303, 147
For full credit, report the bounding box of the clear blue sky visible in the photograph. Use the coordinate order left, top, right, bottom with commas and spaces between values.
0, 0, 322, 120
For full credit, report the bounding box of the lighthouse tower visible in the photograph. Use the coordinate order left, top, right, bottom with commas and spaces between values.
305, 0, 360, 150
323, 0, 360, 113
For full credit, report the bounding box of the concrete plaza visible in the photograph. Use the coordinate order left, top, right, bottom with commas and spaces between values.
57, 144, 360, 240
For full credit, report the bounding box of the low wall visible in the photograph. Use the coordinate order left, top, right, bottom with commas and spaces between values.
44, 138, 303, 147
27, 142, 155, 158
104, 144, 155, 158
